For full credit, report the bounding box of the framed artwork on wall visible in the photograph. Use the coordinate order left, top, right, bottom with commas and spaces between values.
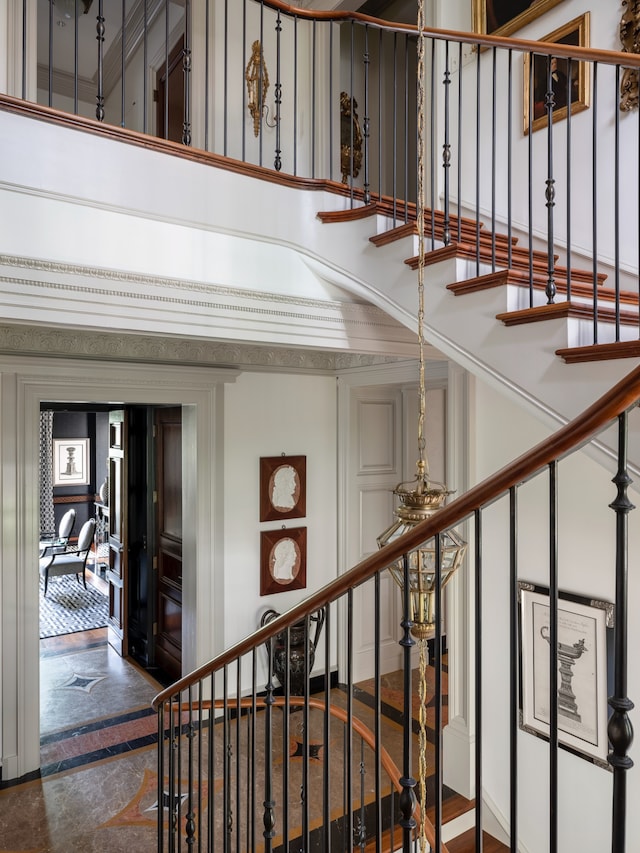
260, 527, 307, 595
53, 438, 90, 486
523, 13, 590, 134
473, 0, 564, 38
260, 455, 306, 521
518, 581, 614, 768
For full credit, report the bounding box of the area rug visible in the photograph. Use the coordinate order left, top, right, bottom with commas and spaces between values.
39, 573, 108, 639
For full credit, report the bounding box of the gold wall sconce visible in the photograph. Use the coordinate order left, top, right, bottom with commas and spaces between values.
340, 91, 363, 183
620, 0, 640, 111
246, 40, 270, 136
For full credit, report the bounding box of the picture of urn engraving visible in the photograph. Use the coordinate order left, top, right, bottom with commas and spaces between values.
540, 625, 587, 723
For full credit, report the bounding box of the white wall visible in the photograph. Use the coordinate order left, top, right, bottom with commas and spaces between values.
473, 376, 639, 851
223, 371, 338, 689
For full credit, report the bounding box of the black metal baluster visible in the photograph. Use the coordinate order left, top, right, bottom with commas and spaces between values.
48, 0, 53, 107
527, 51, 534, 306
182, 0, 191, 145
442, 40, 451, 247
241, 0, 246, 161
378, 29, 383, 204
507, 49, 513, 269
312, 19, 317, 178
143, 0, 148, 134
349, 22, 355, 204
163, 0, 169, 138
223, 668, 231, 852
392, 32, 398, 226
435, 534, 443, 853
251, 651, 257, 852
208, 678, 215, 852
565, 58, 573, 300
283, 625, 290, 852
347, 589, 354, 850
592, 63, 599, 343
205, 0, 211, 150
223, 0, 228, 155
549, 462, 559, 853
509, 487, 518, 853
329, 21, 334, 183
363, 24, 371, 204
263, 637, 275, 851
475, 46, 481, 276
273, 11, 281, 171
544, 56, 556, 303
259, 1, 264, 166
95, 0, 104, 121
475, 509, 484, 853
303, 617, 311, 852
294, 15, 298, 176
22, 0, 27, 100
168, 694, 177, 853
608, 411, 635, 852
375, 572, 382, 850
235, 662, 242, 853
614, 65, 621, 342
158, 702, 166, 852
491, 47, 497, 270
119, 0, 125, 127
457, 42, 463, 244
323, 604, 332, 852
73, 0, 78, 115
429, 37, 435, 238
357, 738, 366, 849
399, 553, 417, 852
405, 35, 410, 224
186, 686, 196, 849
197, 680, 203, 852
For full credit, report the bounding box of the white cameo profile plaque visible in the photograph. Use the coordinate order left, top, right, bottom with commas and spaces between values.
260, 455, 306, 521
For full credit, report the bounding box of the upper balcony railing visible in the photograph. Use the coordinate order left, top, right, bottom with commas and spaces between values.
5, 0, 640, 346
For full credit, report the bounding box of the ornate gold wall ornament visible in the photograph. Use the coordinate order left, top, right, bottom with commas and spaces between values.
340, 91, 363, 184
245, 40, 270, 136
620, 0, 640, 111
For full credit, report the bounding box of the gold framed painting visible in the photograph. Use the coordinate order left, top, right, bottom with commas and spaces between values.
473, 0, 564, 37
523, 13, 590, 134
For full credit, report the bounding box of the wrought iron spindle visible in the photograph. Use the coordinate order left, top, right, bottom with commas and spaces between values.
491, 47, 497, 270
475, 509, 484, 853
507, 49, 513, 269
263, 638, 276, 850
434, 533, 443, 853
182, 0, 192, 146
475, 46, 481, 276
73, 0, 78, 114
374, 572, 383, 846
527, 51, 534, 306
614, 64, 621, 342
363, 25, 371, 204
442, 39, 452, 247
346, 588, 355, 850
592, 63, 599, 343
399, 553, 417, 852
143, 0, 148, 134
241, 0, 247, 161
509, 488, 518, 853
96, 0, 104, 121
283, 625, 291, 851
312, 19, 317, 178
294, 15, 298, 176
544, 56, 557, 304
48, 0, 53, 107
235, 662, 242, 853
457, 42, 463, 244
158, 702, 166, 852
548, 461, 559, 853
273, 11, 281, 171
608, 411, 635, 853
565, 58, 573, 301
429, 37, 435, 237
185, 685, 196, 848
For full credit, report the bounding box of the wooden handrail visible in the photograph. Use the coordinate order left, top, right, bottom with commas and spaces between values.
153, 364, 640, 709
162, 695, 450, 852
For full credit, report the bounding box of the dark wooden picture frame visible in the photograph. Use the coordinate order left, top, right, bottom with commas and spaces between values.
260, 455, 306, 522
260, 527, 307, 595
518, 581, 614, 768
473, 0, 564, 37
523, 13, 590, 134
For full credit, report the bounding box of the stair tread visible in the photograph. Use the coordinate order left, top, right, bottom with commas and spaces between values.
556, 341, 640, 363
446, 828, 509, 853
496, 302, 640, 326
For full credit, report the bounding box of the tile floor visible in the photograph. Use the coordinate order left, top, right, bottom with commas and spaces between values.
0, 629, 164, 853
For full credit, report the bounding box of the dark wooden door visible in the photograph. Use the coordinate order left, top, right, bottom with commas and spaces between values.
156, 36, 185, 142
153, 406, 183, 680
107, 410, 128, 655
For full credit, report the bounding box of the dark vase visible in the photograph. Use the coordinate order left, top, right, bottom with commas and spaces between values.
260, 608, 325, 696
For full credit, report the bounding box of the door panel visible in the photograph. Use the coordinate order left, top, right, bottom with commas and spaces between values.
107, 410, 127, 656
154, 407, 183, 681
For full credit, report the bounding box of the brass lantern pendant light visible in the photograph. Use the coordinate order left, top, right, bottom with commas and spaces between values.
376, 0, 466, 642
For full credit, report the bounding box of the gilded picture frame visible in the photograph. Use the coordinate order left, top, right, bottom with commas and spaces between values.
473, 0, 564, 38
523, 13, 590, 134
260, 527, 307, 595
518, 581, 614, 768
260, 455, 306, 522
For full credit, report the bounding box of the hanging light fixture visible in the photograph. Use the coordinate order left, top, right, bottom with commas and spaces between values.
375, 1, 467, 643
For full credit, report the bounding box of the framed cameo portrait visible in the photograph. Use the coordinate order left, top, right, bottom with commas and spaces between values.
260, 455, 306, 521
260, 527, 307, 595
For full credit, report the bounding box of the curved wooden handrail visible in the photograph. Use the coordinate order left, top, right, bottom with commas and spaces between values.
161, 694, 450, 852
154, 363, 640, 708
